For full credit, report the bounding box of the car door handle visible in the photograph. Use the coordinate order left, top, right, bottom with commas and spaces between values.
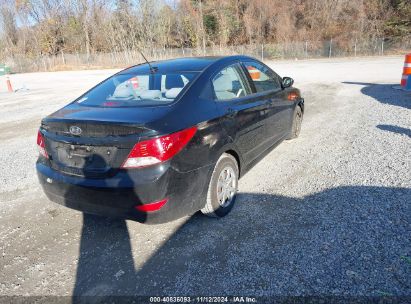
226, 108, 237, 118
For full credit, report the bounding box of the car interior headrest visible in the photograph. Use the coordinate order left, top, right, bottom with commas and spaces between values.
112, 84, 134, 98
165, 87, 183, 99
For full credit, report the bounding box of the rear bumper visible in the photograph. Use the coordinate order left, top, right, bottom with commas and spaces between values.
36, 161, 213, 224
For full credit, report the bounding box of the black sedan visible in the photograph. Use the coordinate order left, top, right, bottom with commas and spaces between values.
36, 55, 304, 224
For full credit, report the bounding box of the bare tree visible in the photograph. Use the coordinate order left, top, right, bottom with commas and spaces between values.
0, 0, 408, 71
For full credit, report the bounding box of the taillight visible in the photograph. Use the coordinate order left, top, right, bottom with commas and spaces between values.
122, 126, 197, 169
135, 199, 168, 212
37, 131, 49, 159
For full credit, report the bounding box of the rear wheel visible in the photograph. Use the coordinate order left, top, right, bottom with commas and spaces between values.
201, 153, 239, 218
287, 106, 303, 140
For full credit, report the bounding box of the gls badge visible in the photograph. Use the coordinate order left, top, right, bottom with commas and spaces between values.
69, 126, 82, 136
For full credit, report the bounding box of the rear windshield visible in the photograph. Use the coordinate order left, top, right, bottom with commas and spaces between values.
76, 72, 198, 107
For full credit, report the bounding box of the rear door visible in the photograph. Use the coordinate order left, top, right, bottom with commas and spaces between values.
241, 60, 292, 143
212, 63, 270, 164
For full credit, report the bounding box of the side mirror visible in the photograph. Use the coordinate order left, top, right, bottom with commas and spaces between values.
282, 77, 294, 89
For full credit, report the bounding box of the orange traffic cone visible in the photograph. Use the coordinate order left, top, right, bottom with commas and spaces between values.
247, 65, 261, 80
6, 75, 13, 92
401, 53, 411, 88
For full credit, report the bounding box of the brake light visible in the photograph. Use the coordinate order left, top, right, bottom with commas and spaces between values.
135, 199, 168, 212
37, 131, 49, 159
122, 126, 197, 168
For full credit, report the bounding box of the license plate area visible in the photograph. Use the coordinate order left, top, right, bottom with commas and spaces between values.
53, 143, 117, 172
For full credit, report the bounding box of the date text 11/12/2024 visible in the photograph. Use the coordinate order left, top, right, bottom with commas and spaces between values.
149, 296, 257, 303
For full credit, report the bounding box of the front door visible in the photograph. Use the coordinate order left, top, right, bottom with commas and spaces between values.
242, 60, 293, 143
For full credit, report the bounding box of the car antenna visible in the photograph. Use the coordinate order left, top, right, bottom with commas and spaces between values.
137, 49, 158, 74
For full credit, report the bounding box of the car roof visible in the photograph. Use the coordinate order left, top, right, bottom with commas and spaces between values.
119, 55, 256, 74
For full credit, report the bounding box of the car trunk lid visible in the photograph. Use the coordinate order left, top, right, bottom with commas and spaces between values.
41, 104, 170, 178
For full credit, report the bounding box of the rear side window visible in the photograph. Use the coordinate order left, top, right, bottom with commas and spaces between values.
212, 65, 248, 101
243, 61, 281, 92
76, 72, 198, 107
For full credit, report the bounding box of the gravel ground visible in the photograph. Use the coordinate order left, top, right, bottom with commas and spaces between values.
0, 56, 410, 297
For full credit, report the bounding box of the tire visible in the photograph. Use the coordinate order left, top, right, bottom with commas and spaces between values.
287, 106, 303, 140
201, 153, 239, 218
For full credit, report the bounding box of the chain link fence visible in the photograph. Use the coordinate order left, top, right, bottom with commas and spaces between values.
4, 37, 411, 73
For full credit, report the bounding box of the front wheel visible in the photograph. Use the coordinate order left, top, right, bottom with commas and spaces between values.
201, 153, 239, 218
287, 106, 303, 140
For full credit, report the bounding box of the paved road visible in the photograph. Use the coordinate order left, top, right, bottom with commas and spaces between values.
0, 57, 410, 297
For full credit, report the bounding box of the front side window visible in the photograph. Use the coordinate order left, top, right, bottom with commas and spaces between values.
75, 72, 198, 107
212, 65, 248, 101
244, 61, 281, 93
